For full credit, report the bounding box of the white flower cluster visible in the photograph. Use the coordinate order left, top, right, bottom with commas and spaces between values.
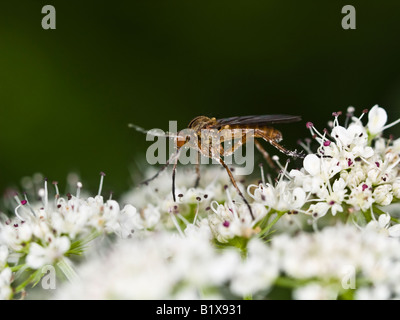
273, 223, 400, 300
0, 245, 12, 300
122, 165, 258, 240
248, 105, 400, 222
55, 226, 280, 300
54, 222, 400, 300
0, 173, 155, 298
2, 105, 400, 300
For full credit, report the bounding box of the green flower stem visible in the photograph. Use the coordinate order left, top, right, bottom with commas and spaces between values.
260, 211, 285, 237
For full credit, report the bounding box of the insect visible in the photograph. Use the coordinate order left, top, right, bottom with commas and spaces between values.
132, 115, 304, 220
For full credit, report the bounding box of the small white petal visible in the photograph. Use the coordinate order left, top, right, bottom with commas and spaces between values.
378, 213, 391, 229
332, 178, 346, 193
56, 236, 71, 253
361, 146, 374, 158
368, 105, 387, 135
303, 154, 320, 176
308, 202, 330, 218
331, 126, 352, 147
292, 187, 306, 209
388, 224, 400, 237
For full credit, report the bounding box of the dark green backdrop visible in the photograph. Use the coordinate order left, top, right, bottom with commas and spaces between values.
1, 1, 400, 200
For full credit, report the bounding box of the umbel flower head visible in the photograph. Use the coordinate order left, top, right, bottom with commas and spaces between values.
253, 105, 400, 224
0, 172, 147, 298
53, 221, 400, 300
2, 104, 400, 301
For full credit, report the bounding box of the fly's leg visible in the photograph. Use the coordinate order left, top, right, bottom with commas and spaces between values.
172, 153, 179, 202
194, 151, 201, 188
267, 139, 305, 158
196, 137, 255, 220
254, 140, 278, 171
254, 129, 305, 159
218, 157, 255, 220
140, 150, 179, 185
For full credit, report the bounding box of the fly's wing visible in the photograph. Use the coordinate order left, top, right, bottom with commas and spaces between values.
209, 115, 302, 129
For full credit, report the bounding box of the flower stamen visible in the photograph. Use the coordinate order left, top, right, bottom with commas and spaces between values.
76, 182, 83, 199
98, 172, 106, 196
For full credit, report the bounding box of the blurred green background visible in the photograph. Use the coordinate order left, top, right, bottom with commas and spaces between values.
1, 0, 400, 200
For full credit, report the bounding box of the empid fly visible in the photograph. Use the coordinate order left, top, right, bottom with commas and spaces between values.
132, 115, 304, 220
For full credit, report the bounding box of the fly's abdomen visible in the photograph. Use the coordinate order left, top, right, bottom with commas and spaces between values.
256, 126, 283, 142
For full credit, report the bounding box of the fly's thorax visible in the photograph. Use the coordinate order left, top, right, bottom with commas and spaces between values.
187, 116, 218, 132
198, 129, 218, 151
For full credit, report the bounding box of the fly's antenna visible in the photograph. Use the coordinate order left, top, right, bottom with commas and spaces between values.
128, 123, 181, 139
